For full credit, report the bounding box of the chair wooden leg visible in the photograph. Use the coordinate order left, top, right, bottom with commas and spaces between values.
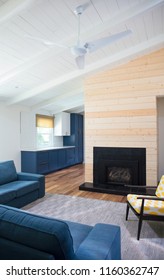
126, 203, 129, 220
137, 198, 145, 240
137, 216, 143, 240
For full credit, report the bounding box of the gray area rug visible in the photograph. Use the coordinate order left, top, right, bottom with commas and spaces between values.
23, 193, 164, 260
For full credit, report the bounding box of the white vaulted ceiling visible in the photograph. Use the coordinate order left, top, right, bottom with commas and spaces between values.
0, 0, 164, 114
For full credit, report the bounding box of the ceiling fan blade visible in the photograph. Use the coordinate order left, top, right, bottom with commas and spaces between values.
75, 55, 85, 69
24, 35, 68, 49
85, 29, 132, 53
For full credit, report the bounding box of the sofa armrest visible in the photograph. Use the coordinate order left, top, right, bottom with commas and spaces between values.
17, 172, 45, 198
75, 223, 121, 260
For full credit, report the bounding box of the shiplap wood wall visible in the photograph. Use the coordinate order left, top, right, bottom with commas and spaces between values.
84, 48, 164, 185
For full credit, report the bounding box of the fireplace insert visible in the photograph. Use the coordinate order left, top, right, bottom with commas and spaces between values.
106, 166, 132, 185
93, 147, 146, 187
80, 147, 146, 195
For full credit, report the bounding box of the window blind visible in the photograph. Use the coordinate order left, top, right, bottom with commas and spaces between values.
36, 114, 54, 128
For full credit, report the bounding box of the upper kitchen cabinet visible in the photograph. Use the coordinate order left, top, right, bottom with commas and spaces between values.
54, 112, 70, 136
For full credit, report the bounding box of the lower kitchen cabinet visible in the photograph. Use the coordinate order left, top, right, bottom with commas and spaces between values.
58, 149, 66, 169
37, 151, 49, 174
49, 150, 58, 172
21, 148, 76, 174
66, 148, 75, 165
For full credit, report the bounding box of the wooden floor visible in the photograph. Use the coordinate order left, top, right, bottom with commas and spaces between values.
45, 164, 126, 202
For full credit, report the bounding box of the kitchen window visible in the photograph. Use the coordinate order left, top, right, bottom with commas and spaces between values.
36, 114, 54, 148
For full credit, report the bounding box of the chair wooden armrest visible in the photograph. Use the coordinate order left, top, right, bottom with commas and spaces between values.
126, 185, 156, 195
137, 196, 164, 201
125, 185, 157, 189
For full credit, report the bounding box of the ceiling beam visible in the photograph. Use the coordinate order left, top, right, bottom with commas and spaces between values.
49, 99, 84, 115
0, 0, 33, 23
67, 106, 84, 114
31, 88, 83, 111
1, 0, 163, 87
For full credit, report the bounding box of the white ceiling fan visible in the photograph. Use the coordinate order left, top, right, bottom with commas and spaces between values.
25, 2, 132, 69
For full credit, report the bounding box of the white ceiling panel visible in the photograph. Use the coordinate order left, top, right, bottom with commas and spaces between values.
0, 0, 163, 114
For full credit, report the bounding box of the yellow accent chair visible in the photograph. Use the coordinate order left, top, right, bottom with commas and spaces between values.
126, 175, 164, 240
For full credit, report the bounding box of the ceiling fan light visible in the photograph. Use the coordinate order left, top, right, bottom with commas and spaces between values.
74, 5, 84, 15
71, 46, 87, 56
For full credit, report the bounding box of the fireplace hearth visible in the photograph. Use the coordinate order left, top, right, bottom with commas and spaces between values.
79, 147, 147, 195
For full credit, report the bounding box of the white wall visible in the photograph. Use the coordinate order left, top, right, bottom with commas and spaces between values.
0, 103, 21, 171
20, 111, 36, 150
157, 97, 164, 179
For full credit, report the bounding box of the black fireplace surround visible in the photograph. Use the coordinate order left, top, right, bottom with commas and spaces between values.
80, 147, 146, 195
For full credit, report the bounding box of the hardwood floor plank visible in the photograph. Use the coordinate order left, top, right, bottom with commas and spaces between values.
45, 164, 127, 202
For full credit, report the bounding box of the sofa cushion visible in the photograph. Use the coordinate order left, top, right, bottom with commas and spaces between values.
0, 181, 39, 204
0, 187, 16, 204
2, 181, 39, 198
0, 205, 75, 260
0, 161, 17, 186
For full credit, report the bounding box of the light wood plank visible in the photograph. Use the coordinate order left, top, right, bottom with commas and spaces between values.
85, 49, 164, 185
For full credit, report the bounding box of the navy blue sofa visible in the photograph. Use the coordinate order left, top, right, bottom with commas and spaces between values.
0, 160, 45, 208
0, 204, 121, 260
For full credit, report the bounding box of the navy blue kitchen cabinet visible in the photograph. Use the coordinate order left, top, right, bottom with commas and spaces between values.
37, 151, 49, 173
49, 149, 58, 172
66, 148, 75, 165
58, 149, 66, 169
21, 151, 49, 174
21, 147, 76, 174
21, 151, 38, 173
63, 113, 83, 164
